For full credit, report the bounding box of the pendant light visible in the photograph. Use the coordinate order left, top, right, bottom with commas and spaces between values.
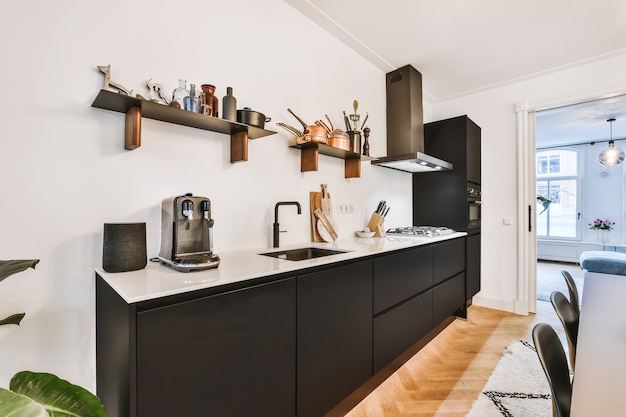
598, 118, 625, 166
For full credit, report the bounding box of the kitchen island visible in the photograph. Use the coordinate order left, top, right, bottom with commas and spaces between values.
96, 233, 467, 417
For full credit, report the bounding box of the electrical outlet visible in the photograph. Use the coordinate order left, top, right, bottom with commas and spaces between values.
337, 204, 354, 214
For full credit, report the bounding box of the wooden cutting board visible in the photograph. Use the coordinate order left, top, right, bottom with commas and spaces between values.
310, 191, 325, 242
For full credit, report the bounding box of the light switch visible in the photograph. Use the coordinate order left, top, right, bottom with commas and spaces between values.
503, 217, 512, 225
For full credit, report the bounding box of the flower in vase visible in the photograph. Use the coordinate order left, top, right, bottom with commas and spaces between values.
588, 218, 615, 231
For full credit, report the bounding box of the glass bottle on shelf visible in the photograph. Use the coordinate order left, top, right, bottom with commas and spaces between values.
172, 79, 189, 108
201, 84, 219, 117
222, 87, 236, 121
183, 83, 202, 113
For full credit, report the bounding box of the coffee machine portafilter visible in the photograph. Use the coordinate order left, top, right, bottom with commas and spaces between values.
159, 193, 220, 272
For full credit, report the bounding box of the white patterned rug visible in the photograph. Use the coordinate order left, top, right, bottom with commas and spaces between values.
465, 339, 552, 417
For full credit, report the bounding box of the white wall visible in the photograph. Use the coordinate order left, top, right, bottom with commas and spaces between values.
0, 0, 419, 391
431, 53, 626, 311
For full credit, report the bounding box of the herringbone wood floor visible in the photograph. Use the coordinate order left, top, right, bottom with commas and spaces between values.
337, 301, 563, 417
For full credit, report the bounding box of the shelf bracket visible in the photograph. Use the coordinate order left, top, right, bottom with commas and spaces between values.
345, 158, 360, 178
125, 106, 142, 150
301, 146, 319, 172
230, 131, 249, 162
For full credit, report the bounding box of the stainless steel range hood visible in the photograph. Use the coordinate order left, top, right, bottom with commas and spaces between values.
372, 65, 453, 173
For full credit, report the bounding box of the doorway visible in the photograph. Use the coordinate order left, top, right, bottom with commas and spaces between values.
516, 88, 626, 314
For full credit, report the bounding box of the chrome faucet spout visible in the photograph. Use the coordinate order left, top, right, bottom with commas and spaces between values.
273, 201, 302, 247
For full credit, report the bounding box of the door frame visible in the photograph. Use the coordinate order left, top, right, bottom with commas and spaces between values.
516, 83, 626, 315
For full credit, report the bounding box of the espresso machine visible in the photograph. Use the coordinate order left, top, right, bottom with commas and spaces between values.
159, 193, 220, 272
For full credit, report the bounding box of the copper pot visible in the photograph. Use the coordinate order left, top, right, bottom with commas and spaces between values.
296, 125, 328, 145
327, 129, 351, 151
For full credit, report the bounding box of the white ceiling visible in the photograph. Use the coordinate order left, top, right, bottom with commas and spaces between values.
285, 0, 626, 145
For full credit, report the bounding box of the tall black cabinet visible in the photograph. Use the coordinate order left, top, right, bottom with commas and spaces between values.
412, 115, 481, 304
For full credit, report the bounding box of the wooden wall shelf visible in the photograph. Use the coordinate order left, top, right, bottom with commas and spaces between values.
290, 142, 376, 178
91, 89, 276, 162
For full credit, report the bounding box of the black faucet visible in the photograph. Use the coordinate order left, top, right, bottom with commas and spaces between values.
273, 201, 302, 247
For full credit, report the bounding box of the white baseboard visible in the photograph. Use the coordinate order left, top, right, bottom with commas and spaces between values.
471, 294, 518, 314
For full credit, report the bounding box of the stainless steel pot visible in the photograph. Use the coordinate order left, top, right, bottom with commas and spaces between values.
237, 107, 271, 129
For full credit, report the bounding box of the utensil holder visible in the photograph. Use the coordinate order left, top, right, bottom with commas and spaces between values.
367, 212, 386, 237
347, 130, 362, 154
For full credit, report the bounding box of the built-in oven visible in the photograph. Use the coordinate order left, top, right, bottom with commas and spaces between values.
467, 184, 481, 232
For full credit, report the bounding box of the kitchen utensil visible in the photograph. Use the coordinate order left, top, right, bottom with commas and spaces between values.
349, 99, 360, 130
310, 191, 324, 242
315, 120, 331, 134
319, 120, 332, 133
277, 122, 303, 137
288, 108, 309, 133
320, 184, 338, 236
237, 107, 271, 128
347, 130, 361, 154
343, 111, 351, 131
317, 218, 333, 242
367, 211, 386, 237
325, 114, 335, 130
314, 208, 338, 241
361, 112, 369, 130
362, 127, 370, 156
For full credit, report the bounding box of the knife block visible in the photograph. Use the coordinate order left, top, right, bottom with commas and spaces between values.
367, 212, 386, 237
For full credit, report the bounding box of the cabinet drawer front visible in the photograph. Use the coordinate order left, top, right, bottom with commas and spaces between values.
136, 279, 296, 417
373, 290, 433, 373
374, 246, 433, 314
432, 272, 465, 326
433, 238, 465, 285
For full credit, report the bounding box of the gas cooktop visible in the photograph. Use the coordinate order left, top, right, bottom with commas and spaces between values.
386, 226, 455, 237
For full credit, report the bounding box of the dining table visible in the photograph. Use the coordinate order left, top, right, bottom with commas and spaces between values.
570, 271, 626, 416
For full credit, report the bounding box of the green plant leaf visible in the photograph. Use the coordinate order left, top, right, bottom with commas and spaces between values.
0, 388, 50, 417
0, 312, 25, 326
0, 259, 40, 283
10, 371, 107, 417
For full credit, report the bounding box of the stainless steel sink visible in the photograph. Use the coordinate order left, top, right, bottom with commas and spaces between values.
259, 247, 350, 261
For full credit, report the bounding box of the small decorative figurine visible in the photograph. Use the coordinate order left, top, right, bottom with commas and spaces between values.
146, 79, 170, 104
97, 65, 133, 96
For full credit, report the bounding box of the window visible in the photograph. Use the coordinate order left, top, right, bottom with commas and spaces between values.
536, 149, 581, 239
537, 153, 561, 175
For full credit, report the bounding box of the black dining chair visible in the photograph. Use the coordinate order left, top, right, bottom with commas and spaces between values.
550, 291, 579, 370
560, 270, 580, 317
532, 323, 573, 417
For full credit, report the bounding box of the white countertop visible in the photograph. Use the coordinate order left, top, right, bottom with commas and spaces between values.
96, 233, 467, 304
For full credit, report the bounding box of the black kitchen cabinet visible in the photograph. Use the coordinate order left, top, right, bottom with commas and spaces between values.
423, 115, 481, 186
296, 260, 373, 417
433, 272, 466, 325
413, 115, 481, 305
372, 238, 465, 373
373, 246, 432, 314
433, 237, 465, 285
467, 233, 481, 298
96, 237, 467, 417
413, 115, 481, 232
96, 276, 296, 417
373, 290, 433, 373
